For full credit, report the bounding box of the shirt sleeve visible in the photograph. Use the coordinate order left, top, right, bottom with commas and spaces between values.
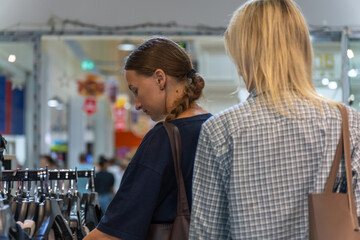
97, 128, 167, 240
189, 123, 231, 239
97, 163, 162, 240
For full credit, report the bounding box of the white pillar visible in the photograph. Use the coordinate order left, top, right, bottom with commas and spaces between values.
68, 96, 86, 168
93, 97, 114, 164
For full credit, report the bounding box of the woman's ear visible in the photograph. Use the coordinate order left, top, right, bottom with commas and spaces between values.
154, 69, 166, 90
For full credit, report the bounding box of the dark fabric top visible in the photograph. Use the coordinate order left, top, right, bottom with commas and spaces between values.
97, 113, 212, 240
94, 171, 115, 194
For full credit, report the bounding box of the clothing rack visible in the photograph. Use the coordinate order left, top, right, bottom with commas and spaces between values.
0, 169, 95, 182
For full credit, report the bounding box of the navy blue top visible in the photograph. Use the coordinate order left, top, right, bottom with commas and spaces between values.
97, 113, 212, 240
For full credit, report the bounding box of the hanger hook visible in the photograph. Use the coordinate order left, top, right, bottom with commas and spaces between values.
91, 167, 95, 192
75, 167, 78, 194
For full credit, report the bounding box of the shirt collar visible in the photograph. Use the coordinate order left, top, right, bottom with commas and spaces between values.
246, 88, 258, 100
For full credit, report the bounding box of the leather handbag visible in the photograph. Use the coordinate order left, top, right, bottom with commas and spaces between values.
146, 122, 190, 240
308, 105, 360, 240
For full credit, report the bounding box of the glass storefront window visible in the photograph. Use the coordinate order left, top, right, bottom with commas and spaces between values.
348, 38, 360, 111
311, 33, 343, 102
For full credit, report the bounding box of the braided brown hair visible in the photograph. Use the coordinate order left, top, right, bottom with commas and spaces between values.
124, 37, 205, 121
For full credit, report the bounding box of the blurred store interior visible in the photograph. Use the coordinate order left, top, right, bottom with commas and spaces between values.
0, 0, 360, 169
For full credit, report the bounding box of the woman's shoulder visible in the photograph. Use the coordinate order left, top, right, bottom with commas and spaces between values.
202, 104, 247, 133
128, 123, 171, 172
138, 120, 172, 143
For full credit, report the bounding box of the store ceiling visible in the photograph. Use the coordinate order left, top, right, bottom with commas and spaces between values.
1, 36, 360, 97
64, 38, 144, 77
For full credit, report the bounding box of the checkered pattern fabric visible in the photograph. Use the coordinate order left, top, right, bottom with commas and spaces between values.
189, 90, 360, 240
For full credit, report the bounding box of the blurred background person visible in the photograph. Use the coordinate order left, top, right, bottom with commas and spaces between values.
40, 154, 59, 169
77, 152, 94, 193
95, 156, 115, 212
107, 157, 123, 192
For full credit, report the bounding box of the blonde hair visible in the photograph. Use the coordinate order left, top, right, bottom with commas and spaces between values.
225, 0, 334, 115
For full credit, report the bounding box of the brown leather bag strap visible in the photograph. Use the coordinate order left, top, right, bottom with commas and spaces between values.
324, 116, 343, 193
324, 105, 359, 230
163, 122, 190, 216
339, 106, 360, 230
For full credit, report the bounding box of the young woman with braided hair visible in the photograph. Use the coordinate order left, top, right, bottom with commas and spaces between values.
84, 37, 211, 240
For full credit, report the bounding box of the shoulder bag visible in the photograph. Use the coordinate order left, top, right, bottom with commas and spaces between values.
308, 105, 360, 239
146, 121, 190, 240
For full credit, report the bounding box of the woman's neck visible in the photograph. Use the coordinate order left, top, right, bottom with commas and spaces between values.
175, 104, 207, 119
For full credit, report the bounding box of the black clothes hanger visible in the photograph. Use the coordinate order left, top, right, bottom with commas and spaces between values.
34, 199, 45, 235
0, 134, 7, 163
80, 192, 89, 234
16, 172, 34, 223
33, 173, 47, 235
15, 200, 28, 222
25, 201, 37, 221
68, 168, 86, 239
33, 198, 73, 240
32, 169, 72, 240
0, 204, 29, 240
69, 194, 86, 239
0, 163, 17, 239
85, 172, 103, 231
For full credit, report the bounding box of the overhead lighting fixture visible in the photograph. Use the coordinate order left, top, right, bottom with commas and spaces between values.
118, 42, 136, 51
348, 69, 358, 78
48, 97, 63, 109
321, 78, 329, 86
48, 99, 59, 108
328, 81, 338, 90
8, 54, 16, 63
347, 49, 354, 59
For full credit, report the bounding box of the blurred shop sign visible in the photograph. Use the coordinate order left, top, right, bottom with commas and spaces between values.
77, 74, 104, 97
313, 52, 341, 80
81, 61, 95, 71
77, 74, 104, 115
106, 77, 119, 104
83, 97, 97, 115
114, 95, 129, 132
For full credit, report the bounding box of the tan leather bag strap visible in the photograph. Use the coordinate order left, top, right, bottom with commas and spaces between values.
163, 122, 190, 216
324, 105, 359, 230
324, 115, 343, 193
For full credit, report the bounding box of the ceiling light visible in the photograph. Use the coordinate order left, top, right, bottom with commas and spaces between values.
347, 49, 354, 59
328, 81, 338, 90
348, 69, 358, 78
48, 97, 63, 108
48, 99, 59, 108
321, 78, 329, 85
118, 43, 136, 51
8, 54, 16, 63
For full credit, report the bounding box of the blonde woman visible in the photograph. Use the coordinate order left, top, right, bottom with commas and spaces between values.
189, 0, 360, 239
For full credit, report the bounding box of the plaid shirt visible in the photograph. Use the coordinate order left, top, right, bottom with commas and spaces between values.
189, 90, 360, 240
